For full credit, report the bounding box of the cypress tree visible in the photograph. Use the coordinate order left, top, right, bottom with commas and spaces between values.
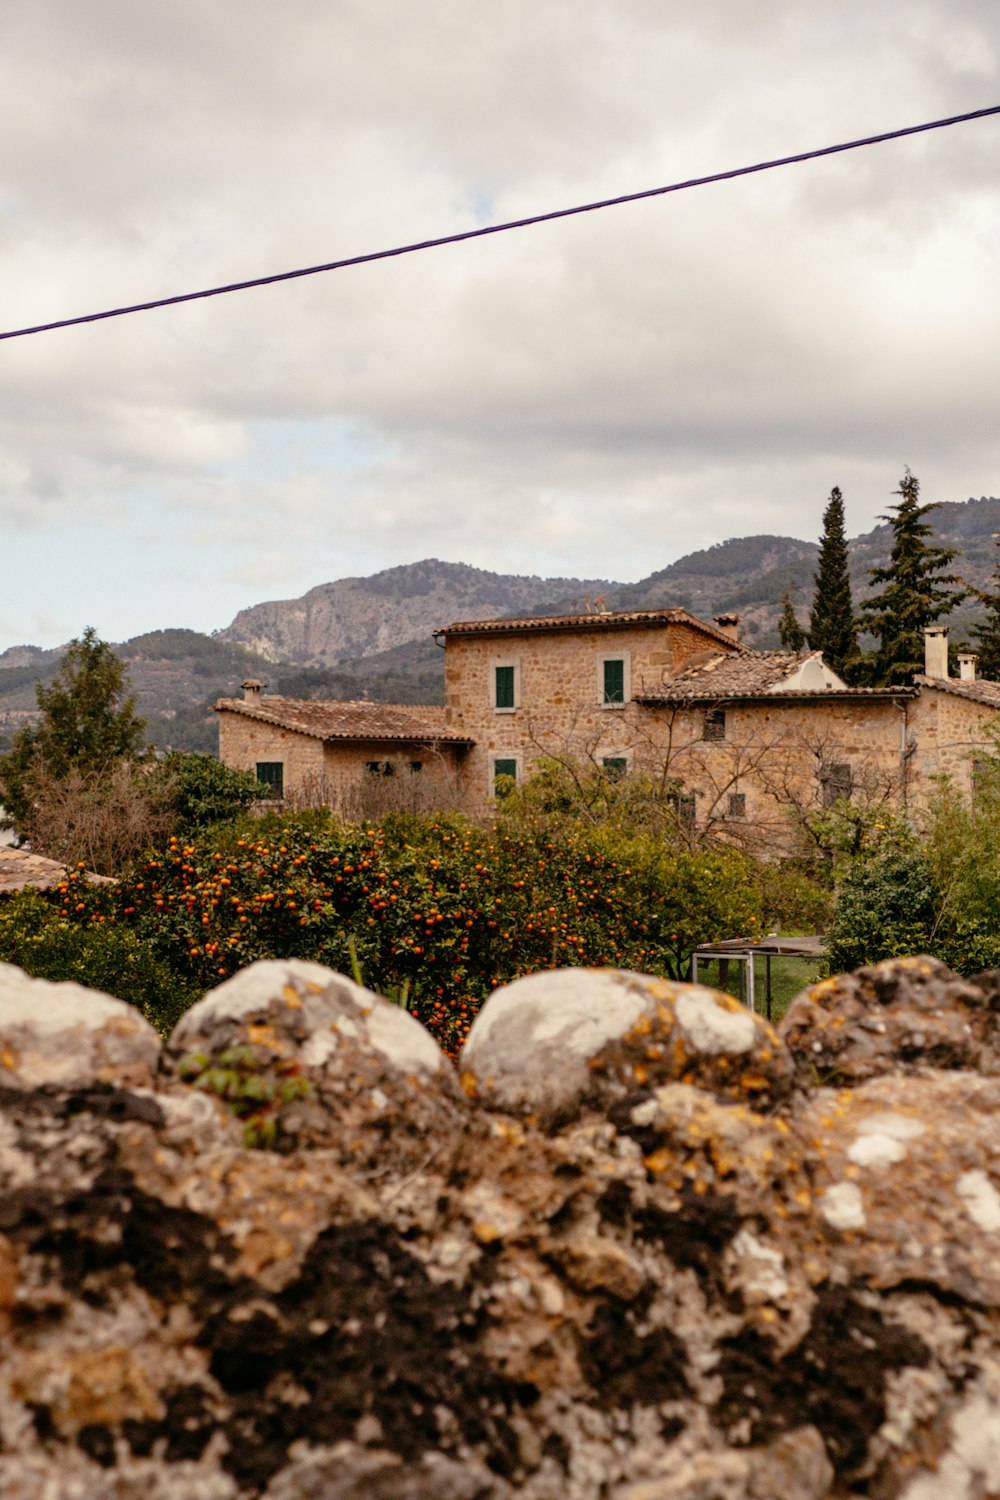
808, 486, 858, 680
970, 532, 1000, 682
778, 589, 806, 651
859, 470, 963, 686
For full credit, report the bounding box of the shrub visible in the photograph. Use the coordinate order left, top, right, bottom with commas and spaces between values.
825, 846, 941, 973
42, 811, 762, 1058
0, 890, 198, 1036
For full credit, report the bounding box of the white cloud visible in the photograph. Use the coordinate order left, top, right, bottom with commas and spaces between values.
1, 0, 1000, 647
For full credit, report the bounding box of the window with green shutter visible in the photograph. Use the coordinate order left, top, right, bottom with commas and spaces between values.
603, 658, 625, 704
495, 665, 515, 710
602, 756, 628, 780
256, 762, 284, 798
493, 758, 518, 797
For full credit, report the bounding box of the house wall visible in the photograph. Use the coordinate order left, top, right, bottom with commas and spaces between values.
632, 697, 907, 855
907, 690, 997, 801
218, 712, 326, 795
443, 620, 741, 812
217, 709, 464, 815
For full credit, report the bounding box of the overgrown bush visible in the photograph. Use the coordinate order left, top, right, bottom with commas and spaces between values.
42, 810, 762, 1057
0, 891, 198, 1036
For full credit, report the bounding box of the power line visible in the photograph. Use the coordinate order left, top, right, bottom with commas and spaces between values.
2, 103, 998, 343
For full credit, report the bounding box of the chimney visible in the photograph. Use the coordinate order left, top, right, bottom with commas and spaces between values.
713, 613, 740, 643
241, 678, 265, 703
958, 652, 978, 682
923, 627, 949, 680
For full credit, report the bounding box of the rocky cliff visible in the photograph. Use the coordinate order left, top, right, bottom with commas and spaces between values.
214, 560, 615, 667
1, 953, 1000, 1498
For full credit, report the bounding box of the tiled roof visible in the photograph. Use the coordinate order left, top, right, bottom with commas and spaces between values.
433, 608, 752, 652
914, 674, 1000, 708
215, 696, 474, 745
637, 652, 917, 703
0, 846, 112, 894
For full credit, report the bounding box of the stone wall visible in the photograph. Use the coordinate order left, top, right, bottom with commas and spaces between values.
3, 954, 1000, 1498
217, 712, 465, 815
443, 619, 740, 813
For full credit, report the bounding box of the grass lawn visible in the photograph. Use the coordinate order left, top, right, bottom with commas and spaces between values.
689, 951, 822, 1024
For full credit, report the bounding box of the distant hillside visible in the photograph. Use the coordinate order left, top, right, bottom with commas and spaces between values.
215, 559, 616, 666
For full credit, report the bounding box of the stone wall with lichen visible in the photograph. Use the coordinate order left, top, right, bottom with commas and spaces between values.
2, 954, 1000, 1498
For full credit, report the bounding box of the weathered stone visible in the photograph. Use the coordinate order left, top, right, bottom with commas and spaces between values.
460, 969, 793, 1120
780, 954, 992, 1084
167, 959, 464, 1173
2, 957, 1000, 1498
0, 962, 161, 1092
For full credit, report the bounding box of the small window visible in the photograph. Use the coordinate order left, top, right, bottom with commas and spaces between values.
256, 762, 284, 798
821, 763, 852, 806
495, 665, 516, 710
603, 658, 625, 705
493, 758, 518, 797
667, 788, 696, 827
602, 756, 628, 781
727, 792, 746, 819
703, 708, 726, 741
365, 760, 396, 777
409, 760, 423, 774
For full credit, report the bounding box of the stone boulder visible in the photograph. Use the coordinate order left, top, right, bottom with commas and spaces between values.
1, 955, 1000, 1499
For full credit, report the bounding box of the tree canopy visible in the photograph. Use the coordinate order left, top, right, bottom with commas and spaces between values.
0, 628, 146, 836
777, 589, 806, 652
858, 471, 963, 686
969, 533, 1000, 682
808, 486, 858, 680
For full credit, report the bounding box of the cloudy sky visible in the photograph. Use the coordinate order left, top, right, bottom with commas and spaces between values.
2, 2, 999, 650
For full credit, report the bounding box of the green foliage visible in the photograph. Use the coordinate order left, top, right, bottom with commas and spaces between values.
0, 890, 197, 1035
0, 628, 146, 835
777, 590, 806, 652
42, 810, 762, 1058
808, 486, 859, 681
859, 471, 964, 686
155, 752, 264, 831
825, 844, 941, 973
177, 1045, 311, 1149
755, 862, 833, 934
969, 533, 1000, 682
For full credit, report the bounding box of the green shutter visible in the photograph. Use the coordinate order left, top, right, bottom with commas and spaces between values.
256, 762, 284, 798
493, 758, 517, 797
495, 665, 515, 709
603, 659, 625, 703
602, 756, 627, 780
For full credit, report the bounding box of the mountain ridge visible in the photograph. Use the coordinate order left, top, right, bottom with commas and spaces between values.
3, 494, 999, 754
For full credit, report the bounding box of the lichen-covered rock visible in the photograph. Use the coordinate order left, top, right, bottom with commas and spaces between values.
460, 969, 793, 1120
0, 962, 162, 1093
780, 954, 993, 1084
3, 958, 1000, 1498
166, 959, 464, 1171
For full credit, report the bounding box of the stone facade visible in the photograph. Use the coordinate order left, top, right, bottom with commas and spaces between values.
216, 611, 1000, 842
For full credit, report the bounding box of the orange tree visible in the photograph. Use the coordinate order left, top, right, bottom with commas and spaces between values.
47, 811, 761, 1057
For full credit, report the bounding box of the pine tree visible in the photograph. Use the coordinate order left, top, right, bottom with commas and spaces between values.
859, 470, 964, 686
808, 486, 858, 680
0, 628, 145, 835
969, 533, 1000, 682
778, 589, 806, 651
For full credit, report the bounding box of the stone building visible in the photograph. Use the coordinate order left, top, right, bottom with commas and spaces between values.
215, 610, 1000, 845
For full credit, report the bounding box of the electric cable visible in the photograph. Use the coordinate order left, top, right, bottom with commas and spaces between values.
2, 103, 998, 342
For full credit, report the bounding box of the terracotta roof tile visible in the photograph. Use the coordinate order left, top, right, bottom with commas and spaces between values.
637, 652, 917, 703
0, 847, 112, 894
214, 696, 474, 744
914, 674, 1000, 708
433, 607, 752, 651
